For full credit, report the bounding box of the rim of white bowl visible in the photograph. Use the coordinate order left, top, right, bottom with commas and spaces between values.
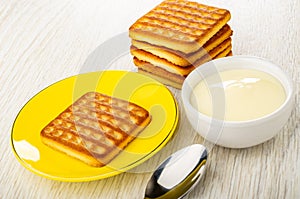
181, 55, 294, 127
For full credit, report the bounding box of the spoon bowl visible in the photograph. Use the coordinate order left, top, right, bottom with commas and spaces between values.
144, 144, 207, 199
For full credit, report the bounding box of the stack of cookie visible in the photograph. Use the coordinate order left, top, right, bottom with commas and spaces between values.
129, 0, 232, 89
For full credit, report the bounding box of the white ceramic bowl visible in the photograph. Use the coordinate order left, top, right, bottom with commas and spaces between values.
181, 56, 294, 148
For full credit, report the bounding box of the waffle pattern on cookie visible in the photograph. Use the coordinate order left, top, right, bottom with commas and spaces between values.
129, 0, 230, 53
41, 92, 151, 167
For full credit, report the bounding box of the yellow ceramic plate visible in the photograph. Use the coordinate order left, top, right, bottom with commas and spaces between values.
11, 71, 178, 181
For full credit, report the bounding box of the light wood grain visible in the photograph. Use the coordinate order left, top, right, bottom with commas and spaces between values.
0, 0, 299, 198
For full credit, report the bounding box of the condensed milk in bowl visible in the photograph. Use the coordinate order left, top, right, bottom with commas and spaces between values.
181, 56, 294, 148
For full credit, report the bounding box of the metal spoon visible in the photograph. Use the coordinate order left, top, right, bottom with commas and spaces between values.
144, 144, 207, 199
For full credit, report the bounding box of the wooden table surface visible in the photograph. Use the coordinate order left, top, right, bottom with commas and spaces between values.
1, 0, 299, 198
